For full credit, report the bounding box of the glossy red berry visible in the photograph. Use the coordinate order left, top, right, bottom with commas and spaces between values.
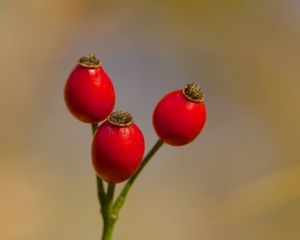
153, 83, 206, 146
92, 111, 145, 183
64, 54, 115, 123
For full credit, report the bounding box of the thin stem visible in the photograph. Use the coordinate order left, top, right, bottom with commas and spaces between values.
101, 217, 115, 240
106, 183, 115, 211
91, 123, 106, 208
113, 139, 164, 213
102, 183, 116, 240
97, 176, 106, 208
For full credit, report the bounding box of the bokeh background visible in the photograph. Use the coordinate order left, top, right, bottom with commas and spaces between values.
1, 0, 300, 239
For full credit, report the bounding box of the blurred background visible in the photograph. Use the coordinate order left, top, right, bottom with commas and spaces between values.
0, 0, 300, 239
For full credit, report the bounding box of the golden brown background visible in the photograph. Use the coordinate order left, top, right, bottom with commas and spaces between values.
1, 0, 300, 239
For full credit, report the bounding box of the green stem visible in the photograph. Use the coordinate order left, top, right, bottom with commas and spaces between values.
113, 139, 164, 213
91, 124, 106, 209
106, 184, 115, 212
101, 217, 115, 240
102, 183, 116, 240
97, 176, 106, 208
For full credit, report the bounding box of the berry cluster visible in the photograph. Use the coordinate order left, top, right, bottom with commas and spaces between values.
64, 53, 206, 183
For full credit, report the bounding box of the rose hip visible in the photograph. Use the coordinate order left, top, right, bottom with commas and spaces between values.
64, 54, 115, 123
153, 83, 206, 146
92, 111, 145, 183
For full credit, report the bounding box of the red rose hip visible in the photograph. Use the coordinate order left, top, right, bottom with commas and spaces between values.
92, 111, 145, 183
64, 54, 115, 123
153, 83, 206, 146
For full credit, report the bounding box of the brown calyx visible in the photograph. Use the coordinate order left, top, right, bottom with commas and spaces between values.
182, 82, 204, 102
108, 111, 133, 127
78, 53, 101, 68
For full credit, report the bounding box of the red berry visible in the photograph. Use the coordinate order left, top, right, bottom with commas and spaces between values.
92, 111, 145, 183
153, 83, 206, 146
64, 54, 115, 123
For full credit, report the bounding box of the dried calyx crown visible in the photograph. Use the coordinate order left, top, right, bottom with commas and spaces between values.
108, 111, 133, 127
78, 53, 101, 68
182, 82, 204, 102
